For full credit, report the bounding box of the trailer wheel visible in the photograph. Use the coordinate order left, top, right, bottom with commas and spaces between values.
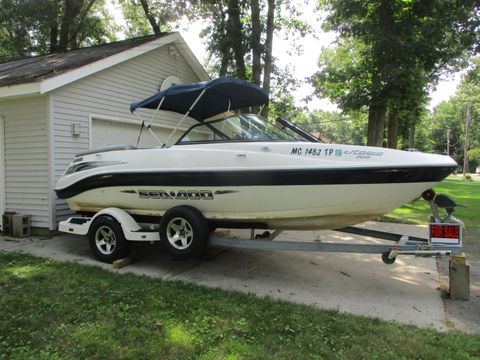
381, 251, 396, 265
159, 206, 209, 258
89, 216, 130, 263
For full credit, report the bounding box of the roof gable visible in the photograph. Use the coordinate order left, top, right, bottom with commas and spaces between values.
0, 32, 208, 96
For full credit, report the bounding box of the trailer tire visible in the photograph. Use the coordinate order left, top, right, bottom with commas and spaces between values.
381, 250, 396, 265
89, 215, 130, 263
159, 206, 209, 258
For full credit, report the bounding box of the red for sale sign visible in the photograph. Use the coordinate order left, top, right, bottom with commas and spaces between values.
429, 223, 462, 246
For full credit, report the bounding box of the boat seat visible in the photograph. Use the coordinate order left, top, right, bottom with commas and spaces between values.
76, 144, 137, 157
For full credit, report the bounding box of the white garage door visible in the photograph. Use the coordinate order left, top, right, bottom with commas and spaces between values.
92, 119, 168, 149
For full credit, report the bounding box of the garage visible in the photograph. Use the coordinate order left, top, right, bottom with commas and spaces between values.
91, 118, 170, 149
0, 32, 209, 233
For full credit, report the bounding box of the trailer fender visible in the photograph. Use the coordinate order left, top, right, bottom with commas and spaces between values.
91, 208, 160, 242
92, 208, 141, 233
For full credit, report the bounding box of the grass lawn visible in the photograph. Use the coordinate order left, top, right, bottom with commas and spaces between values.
380, 176, 480, 230
1, 252, 479, 359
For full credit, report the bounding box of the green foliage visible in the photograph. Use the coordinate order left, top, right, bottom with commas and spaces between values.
469, 148, 480, 162
381, 177, 480, 230
313, 0, 480, 146
118, 0, 309, 119
116, 0, 189, 37
268, 65, 304, 120
301, 109, 367, 145
313, 39, 372, 111
0, 0, 117, 61
429, 101, 464, 156
409, 113, 432, 152
428, 56, 480, 168
1, 252, 480, 359
192, 0, 312, 77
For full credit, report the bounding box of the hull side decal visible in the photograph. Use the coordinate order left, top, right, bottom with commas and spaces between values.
55, 165, 455, 199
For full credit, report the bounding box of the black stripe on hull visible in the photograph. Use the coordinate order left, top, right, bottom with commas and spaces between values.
55, 165, 456, 200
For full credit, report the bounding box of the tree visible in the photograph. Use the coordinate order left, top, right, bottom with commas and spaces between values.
261, 0, 275, 110
428, 57, 480, 170
302, 109, 368, 145
313, 0, 480, 147
457, 58, 480, 172
468, 148, 480, 165
189, 0, 279, 92
197, 0, 308, 117
117, 0, 189, 37
227, 0, 247, 79
0, 0, 116, 61
250, 0, 261, 85
55, 0, 97, 51
119, 0, 310, 119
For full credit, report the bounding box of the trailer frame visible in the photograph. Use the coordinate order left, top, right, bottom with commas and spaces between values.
58, 192, 464, 265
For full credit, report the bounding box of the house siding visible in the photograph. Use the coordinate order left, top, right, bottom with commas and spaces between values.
52, 44, 202, 223
0, 96, 50, 228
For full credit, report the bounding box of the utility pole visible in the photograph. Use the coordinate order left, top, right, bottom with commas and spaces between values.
446, 128, 450, 156
463, 100, 471, 176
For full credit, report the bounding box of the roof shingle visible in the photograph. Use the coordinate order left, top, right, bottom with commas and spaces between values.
0, 34, 169, 87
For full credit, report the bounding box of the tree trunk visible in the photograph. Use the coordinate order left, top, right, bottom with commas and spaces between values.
57, 0, 94, 51
140, 0, 162, 34
387, 105, 398, 149
219, 48, 230, 77
48, 0, 60, 53
218, 11, 230, 77
50, 22, 58, 53
58, 0, 78, 51
261, 0, 275, 117
227, 0, 246, 79
367, 106, 386, 147
69, 0, 97, 49
251, 0, 261, 85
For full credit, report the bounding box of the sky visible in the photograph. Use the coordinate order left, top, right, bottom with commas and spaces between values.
108, 1, 461, 113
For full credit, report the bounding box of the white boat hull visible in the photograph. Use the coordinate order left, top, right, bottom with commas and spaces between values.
64, 181, 437, 229
55, 142, 456, 230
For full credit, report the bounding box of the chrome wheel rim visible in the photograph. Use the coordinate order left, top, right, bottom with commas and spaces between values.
95, 226, 117, 255
166, 217, 194, 250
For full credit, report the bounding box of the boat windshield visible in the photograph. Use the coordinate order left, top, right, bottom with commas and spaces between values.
177, 114, 303, 144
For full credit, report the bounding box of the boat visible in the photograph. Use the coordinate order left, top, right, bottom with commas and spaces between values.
55, 77, 457, 232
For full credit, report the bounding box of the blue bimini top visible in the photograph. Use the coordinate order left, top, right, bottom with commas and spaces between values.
130, 77, 269, 121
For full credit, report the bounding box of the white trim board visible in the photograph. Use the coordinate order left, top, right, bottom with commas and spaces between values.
0, 115, 6, 226
0, 83, 41, 99
47, 96, 56, 230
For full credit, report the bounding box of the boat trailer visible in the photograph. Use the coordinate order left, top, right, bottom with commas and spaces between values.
60, 190, 464, 265
210, 225, 457, 266
204, 190, 462, 265
59, 190, 469, 298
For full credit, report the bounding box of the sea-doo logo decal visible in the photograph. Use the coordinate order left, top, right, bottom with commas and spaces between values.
138, 190, 215, 200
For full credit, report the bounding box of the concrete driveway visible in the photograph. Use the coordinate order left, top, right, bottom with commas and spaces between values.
0, 222, 447, 330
